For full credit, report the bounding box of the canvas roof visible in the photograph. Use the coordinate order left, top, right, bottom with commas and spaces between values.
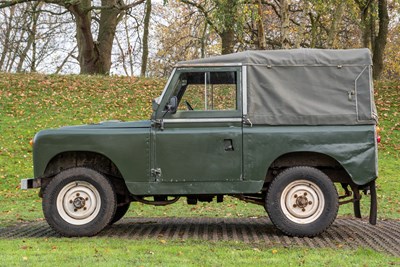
177, 49, 376, 125
176, 48, 372, 67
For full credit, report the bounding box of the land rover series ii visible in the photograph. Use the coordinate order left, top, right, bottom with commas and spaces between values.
22, 49, 379, 237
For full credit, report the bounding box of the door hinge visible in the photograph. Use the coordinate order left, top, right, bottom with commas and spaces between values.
243, 116, 253, 127
151, 168, 162, 178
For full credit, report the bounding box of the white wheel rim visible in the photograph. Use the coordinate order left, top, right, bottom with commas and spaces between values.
56, 181, 101, 225
280, 180, 325, 224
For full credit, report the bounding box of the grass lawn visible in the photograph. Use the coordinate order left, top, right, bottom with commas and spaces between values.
1, 239, 399, 266
0, 73, 399, 264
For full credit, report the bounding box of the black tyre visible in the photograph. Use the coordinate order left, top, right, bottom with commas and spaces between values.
42, 167, 117, 237
265, 166, 338, 237
110, 202, 130, 225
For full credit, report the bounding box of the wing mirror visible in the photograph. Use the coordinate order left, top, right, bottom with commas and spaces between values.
165, 96, 178, 114
152, 98, 160, 111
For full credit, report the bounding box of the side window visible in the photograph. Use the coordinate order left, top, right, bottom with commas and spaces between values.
172, 71, 237, 111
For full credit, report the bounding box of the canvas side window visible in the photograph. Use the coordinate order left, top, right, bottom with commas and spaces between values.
172, 71, 237, 111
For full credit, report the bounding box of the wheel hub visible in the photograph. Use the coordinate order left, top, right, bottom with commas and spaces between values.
56, 181, 101, 225
73, 196, 86, 209
295, 195, 309, 209
280, 180, 325, 224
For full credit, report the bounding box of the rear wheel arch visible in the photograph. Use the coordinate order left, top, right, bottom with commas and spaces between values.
264, 151, 353, 184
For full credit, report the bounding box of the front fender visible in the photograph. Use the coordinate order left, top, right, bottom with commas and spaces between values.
33, 126, 150, 183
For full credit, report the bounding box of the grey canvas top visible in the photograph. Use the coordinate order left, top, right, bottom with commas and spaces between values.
176, 49, 372, 67
177, 49, 377, 125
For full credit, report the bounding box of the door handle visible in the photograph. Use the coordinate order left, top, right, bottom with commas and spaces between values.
224, 139, 234, 151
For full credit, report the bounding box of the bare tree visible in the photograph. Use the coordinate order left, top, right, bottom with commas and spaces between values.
140, 0, 151, 77
0, 0, 145, 75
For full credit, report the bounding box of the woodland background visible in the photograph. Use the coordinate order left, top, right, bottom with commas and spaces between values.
0, 0, 399, 80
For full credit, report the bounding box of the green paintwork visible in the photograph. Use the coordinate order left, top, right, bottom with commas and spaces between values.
33, 120, 151, 183
152, 122, 243, 183
31, 65, 378, 196
243, 125, 377, 185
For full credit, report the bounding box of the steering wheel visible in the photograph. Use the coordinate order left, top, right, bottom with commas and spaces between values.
184, 100, 194, 110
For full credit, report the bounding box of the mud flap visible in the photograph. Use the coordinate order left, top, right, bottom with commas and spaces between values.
369, 180, 377, 225
353, 188, 362, 219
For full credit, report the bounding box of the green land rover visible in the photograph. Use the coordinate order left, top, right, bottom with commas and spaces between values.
22, 49, 379, 237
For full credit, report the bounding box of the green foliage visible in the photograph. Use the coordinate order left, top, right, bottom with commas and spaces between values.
375, 80, 400, 157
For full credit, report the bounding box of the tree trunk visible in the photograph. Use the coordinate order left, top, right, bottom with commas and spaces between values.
356, 0, 373, 48
69, 1, 97, 74
327, 0, 345, 48
200, 22, 208, 58
309, 14, 318, 48
280, 0, 290, 49
219, 0, 239, 54
70, 0, 120, 75
221, 29, 235, 54
96, 0, 120, 75
294, 1, 309, 48
372, 0, 389, 79
256, 0, 266, 50
0, 6, 15, 70
141, 0, 151, 77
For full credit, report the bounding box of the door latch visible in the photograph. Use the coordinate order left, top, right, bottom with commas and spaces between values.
224, 139, 234, 151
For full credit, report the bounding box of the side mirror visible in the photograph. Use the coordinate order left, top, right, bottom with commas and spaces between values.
152, 98, 159, 111
165, 96, 178, 114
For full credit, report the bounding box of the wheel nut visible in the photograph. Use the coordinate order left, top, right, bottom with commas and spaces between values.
294, 194, 298, 198
85, 197, 89, 201
304, 192, 307, 196
302, 208, 305, 212
293, 204, 297, 208
309, 201, 312, 205
83, 207, 87, 211
74, 208, 78, 212
76, 193, 80, 197
69, 200, 73, 203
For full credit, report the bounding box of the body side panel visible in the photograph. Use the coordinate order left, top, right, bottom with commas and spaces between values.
243, 125, 377, 186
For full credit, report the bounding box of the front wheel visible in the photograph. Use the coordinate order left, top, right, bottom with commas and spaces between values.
42, 167, 117, 237
110, 202, 130, 225
265, 166, 338, 237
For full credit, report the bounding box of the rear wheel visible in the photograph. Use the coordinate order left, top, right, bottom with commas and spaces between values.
42, 167, 117, 237
266, 166, 338, 237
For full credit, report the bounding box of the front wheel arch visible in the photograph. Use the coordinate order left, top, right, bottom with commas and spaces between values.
39, 151, 129, 199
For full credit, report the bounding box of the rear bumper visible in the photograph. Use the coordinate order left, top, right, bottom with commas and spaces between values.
21, 178, 41, 190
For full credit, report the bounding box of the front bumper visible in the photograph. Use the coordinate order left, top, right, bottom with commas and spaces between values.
21, 178, 41, 190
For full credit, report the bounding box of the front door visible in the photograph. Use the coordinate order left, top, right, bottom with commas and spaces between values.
152, 67, 243, 185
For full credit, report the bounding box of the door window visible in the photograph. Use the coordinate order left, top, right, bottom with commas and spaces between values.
171, 71, 238, 112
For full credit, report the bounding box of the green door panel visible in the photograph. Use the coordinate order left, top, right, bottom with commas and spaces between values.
152, 121, 243, 183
